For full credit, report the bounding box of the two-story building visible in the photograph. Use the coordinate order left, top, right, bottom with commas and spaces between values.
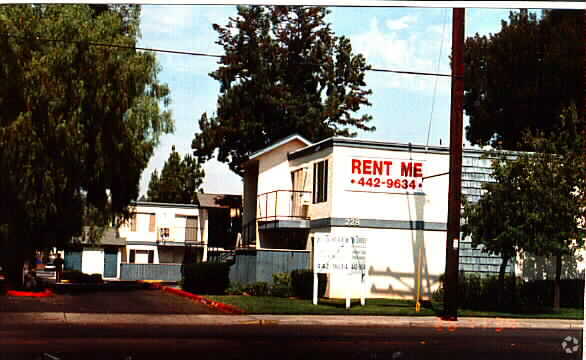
64, 193, 241, 281
238, 134, 522, 300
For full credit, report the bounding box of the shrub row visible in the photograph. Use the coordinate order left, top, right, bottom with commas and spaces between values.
62, 270, 103, 283
181, 263, 327, 299
182, 263, 231, 295
433, 273, 584, 311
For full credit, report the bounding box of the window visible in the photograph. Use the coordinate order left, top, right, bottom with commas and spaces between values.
185, 216, 198, 242
130, 214, 137, 232
313, 160, 328, 203
149, 214, 156, 232
129, 249, 155, 264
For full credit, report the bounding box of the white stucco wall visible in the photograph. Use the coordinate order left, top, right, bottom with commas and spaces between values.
329, 146, 449, 223
255, 139, 311, 220
313, 227, 445, 300
119, 205, 199, 244
81, 249, 104, 276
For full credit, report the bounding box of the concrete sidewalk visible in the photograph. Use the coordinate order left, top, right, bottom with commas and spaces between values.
1, 312, 582, 330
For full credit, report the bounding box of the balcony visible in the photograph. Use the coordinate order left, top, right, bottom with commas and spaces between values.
256, 190, 311, 230
156, 226, 204, 247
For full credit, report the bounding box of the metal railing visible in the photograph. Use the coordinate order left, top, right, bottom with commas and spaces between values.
156, 225, 200, 245
256, 189, 311, 221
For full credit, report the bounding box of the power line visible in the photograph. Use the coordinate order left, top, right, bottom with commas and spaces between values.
0, 33, 223, 58
0, 32, 455, 78
426, 7, 450, 149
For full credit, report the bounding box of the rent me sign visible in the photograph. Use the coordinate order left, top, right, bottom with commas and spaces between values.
346, 156, 425, 193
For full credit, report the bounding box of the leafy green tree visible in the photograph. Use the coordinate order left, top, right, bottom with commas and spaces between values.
464, 10, 583, 150
192, 6, 374, 174
0, 5, 173, 286
147, 146, 205, 204
463, 106, 585, 311
461, 152, 522, 308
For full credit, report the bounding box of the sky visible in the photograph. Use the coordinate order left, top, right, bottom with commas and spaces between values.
136, 5, 530, 197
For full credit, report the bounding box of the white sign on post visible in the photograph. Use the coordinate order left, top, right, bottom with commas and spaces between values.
313, 234, 368, 308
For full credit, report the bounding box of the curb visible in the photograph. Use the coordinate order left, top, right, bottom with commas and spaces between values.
146, 282, 245, 314
7, 288, 54, 297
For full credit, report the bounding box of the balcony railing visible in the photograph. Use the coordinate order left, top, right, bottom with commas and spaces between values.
257, 189, 311, 221
157, 226, 202, 245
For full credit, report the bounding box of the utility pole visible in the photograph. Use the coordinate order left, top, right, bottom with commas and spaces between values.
443, 7, 465, 320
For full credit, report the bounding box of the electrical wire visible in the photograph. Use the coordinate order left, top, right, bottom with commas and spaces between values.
425, 8, 449, 150
0, 32, 455, 78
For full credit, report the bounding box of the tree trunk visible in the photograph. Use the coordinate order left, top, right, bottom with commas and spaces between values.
553, 254, 562, 312
498, 255, 509, 310
510, 266, 518, 311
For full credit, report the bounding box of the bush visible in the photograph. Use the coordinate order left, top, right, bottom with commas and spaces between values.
270, 272, 292, 297
182, 263, 231, 295
244, 282, 270, 296
62, 270, 103, 283
291, 269, 327, 299
520, 279, 584, 308
432, 273, 586, 312
225, 281, 245, 295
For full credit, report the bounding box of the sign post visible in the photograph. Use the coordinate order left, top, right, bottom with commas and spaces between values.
313, 234, 367, 308
313, 271, 318, 305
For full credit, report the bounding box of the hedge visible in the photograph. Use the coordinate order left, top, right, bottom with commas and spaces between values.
182, 263, 231, 295
291, 269, 327, 299
433, 274, 585, 311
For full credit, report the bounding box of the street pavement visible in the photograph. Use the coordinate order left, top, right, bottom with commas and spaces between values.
0, 285, 583, 359
0, 286, 218, 314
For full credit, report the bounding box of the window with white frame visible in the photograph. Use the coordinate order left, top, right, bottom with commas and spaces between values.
312, 160, 328, 204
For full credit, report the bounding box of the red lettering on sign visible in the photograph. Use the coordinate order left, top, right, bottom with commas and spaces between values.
401, 162, 413, 177
352, 159, 361, 174
363, 160, 372, 175
414, 162, 423, 177
384, 161, 392, 175
373, 161, 383, 175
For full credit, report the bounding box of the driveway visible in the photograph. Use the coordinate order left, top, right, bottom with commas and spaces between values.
0, 286, 219, 314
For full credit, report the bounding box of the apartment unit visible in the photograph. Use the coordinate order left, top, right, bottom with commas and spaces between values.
64, 194, 241, 281
239, 134, 529, 299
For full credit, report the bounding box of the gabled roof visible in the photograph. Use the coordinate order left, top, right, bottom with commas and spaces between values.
247, 134, 312, 162
72, 227, 126, 247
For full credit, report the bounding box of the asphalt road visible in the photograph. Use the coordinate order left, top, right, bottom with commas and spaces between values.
0, 322, 581, 360
0, 287, 582, 360
0, 287, 218, 314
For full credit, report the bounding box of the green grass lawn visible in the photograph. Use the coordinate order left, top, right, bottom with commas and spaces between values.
207, 295, 584, 319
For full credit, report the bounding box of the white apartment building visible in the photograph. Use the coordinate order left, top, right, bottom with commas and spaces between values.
64, 194, 241, 281
120, 201, 206, 265
240, 134, 577, 300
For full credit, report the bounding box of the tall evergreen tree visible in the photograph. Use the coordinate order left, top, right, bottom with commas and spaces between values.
464, 10, 583, 150
0, 5, 173, 286
147, 146, 205, 204
192, 6, 374, 175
